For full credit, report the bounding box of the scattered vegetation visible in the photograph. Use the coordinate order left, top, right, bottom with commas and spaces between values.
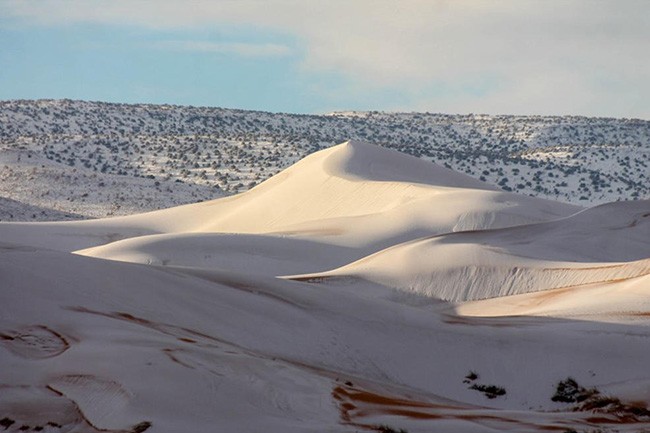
551, 377, 598, 403
464, 371, 506, 399
469, 383, 507, 399
552, 377, 650, 419
0, 416, 149, 433
375, 425, 408, 433
463, 370, 479, 383
1, 99, 648, 221
0, 418, 66, 432
0, 417, 14, 430
131, 421, 152, 433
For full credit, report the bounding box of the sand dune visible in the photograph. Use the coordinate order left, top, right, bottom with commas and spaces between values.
0, 141, 579, 254
5, 242, 650, 432
153, 140, 579, 241
77, 232, 355, 276
76, 141, 581, 279
290, 199, 650, 302
2, 140, 650, 433
457, 272, 650, 318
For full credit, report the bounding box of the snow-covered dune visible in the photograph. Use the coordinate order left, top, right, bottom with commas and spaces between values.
457, 273, 650, 318
74, 141, 581, 279
291, 200, 650, 302
5, 242, 650, 433
77, 232, 355, 276
152, 140, 578, 239
3, 140, 650, 433
0, 141, 579, 254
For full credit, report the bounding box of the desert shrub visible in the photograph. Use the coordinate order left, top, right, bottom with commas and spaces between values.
551, 377, 597, 403
552, 377, 650, 419
469, 384, 506, 399
0, 418, 15, 429
131, 421, 152, 433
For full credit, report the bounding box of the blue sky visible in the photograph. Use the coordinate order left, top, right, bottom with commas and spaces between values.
1, 1, 649, 118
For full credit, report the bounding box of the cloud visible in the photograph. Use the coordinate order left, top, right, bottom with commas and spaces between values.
2, 0, 650, 117
155, 40, 291, 58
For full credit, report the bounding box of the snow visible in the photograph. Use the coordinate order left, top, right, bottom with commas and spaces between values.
1, 140, 650, 433
293, 197, 649, 301
1, 99, 649, 222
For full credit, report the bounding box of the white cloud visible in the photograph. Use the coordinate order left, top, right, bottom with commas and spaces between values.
155, 40, 291, 57
3, 0, 650, 117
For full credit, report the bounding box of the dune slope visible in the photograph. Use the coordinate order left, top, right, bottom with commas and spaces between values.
5, 243, 650, 433
291, 200, 650, 302
75, 141, 582, 278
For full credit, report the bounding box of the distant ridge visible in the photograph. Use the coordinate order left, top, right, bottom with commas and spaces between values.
1, 99, 648, 221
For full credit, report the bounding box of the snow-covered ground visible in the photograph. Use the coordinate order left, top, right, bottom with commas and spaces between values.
0, 148, 220, 221
1, 99, 648, 221
2, 141, 649, 433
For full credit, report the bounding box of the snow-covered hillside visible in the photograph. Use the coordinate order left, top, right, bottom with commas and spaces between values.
1, 99, 648, 220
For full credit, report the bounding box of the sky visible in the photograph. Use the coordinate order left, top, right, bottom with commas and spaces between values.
1, 0, 649, 118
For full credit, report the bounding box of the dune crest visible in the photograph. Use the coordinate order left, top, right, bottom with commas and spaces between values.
76, 141, 580, 273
